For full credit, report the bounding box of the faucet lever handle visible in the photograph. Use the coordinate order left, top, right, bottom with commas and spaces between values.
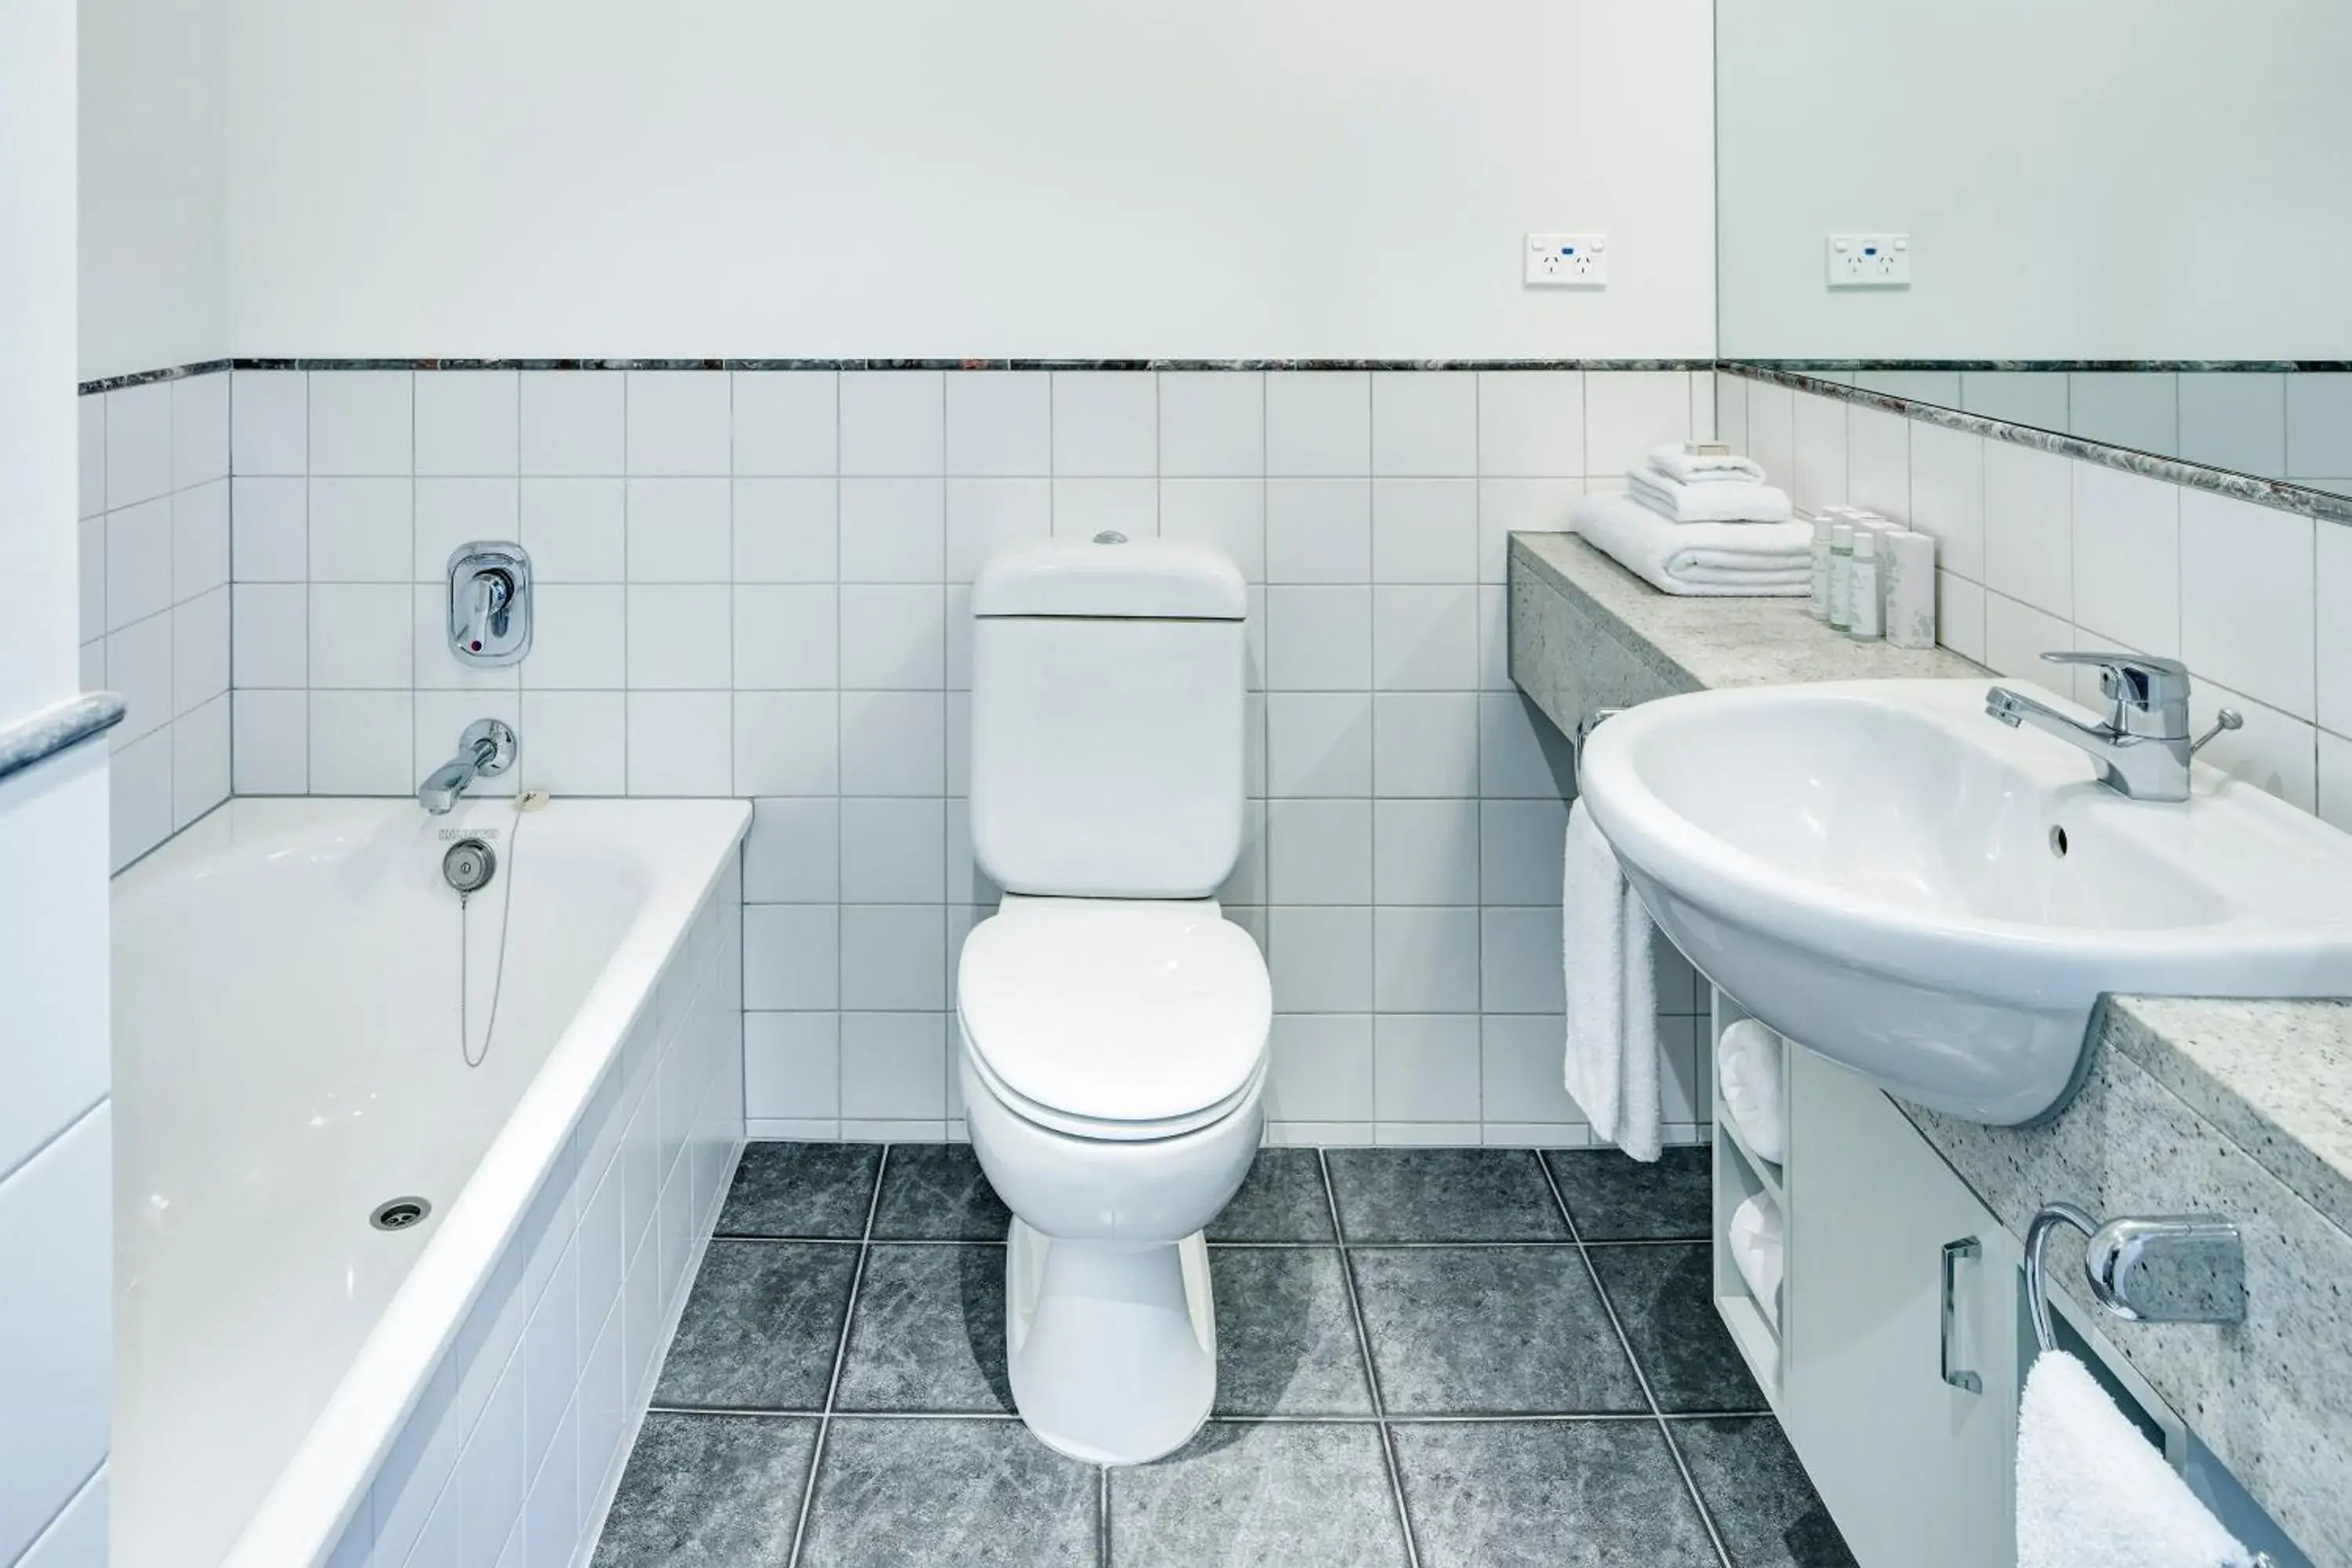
2038, 649, 2191, 731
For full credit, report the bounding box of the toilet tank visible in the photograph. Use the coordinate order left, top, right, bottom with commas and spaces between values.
969, 536, 1248, 898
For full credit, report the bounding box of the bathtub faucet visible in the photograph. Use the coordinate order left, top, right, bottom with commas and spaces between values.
417, 719, 518, 814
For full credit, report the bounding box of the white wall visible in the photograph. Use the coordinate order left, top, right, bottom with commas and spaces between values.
79, 0, 228, 381
2, 3, 116, 1564
1717, 0, 2352, 360
222, 0, 1715, 359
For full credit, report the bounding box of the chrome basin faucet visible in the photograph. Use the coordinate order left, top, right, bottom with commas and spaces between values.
1984, 651, 2237, 803
417, 718, 517, 814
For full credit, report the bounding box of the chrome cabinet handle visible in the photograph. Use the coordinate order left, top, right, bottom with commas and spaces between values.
1940, 1236, 1983, 1393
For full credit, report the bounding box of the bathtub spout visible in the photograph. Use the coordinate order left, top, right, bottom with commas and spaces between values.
417, 718, 517, 814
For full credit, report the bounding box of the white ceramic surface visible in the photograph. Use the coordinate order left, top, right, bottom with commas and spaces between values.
109, 796, 748, 1568
1578, 678, 2352, 1123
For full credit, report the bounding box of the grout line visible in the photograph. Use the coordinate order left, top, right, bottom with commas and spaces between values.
1533, 1150, 1733, 1568
1319, 1147, 1423, 1568
786, 1142, 889, 1568
1097, 1461, 1111, 1568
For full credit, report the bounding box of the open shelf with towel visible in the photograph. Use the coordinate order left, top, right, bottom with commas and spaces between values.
1711, 989, 1788, 1408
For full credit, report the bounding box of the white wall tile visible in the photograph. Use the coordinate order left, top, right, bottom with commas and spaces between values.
625, 478, 731, 582
1478, 692, 1573, 798
626, 372, 731, 476
1372, 584, 1477, 691
2318, 524, 2352, 738
1051, 372, 1156, 476
1907, 423, 1987, 582
1789, 391, 1848, 512
944, 372, 1051, 476
839, 372, 944, 476
1479, 798, 1566, 906
2180, 490, 2315, 720
2317, 728, 2352, 837
1476, 372, 1583, 477
232, 689, 308, 793
518, 691, 626, 794
840, 478, 946, 583
309, 372, 412, 475
1475, 478, 1580, 584
2070, 466, 2180, 655
840, 585, 945, 690
1983, 590, 2074, 683
841, 909, 946, 1011
1373, 799, 1479, 905
1266, 373, 1370, 477
521, 373, 626, 476
1267, 692, 1374, 798
841, 1013, 949, 1120
172, 372, 230, 488
111, 730, 172, 868
1936, 572, 1987, 665
733, 691, 838, 797
1479, 906, 1564, 1013
76, 517, 103, 652
1480, 1016, 1578, 1127
1051, 477, 1158, 539
415, 371, 520, 477
1713, 374, 1748, 456
172, 587, 230, 714
733, 478, 837, 583
104, 498, 173, 631
78, 394, 106, 519
1160, 480, 1265, 583
309, 690, 414, 793
1268, 906, 1373, 1012
2191, 683, 2315, 812
2068, 372, 2176, 458
105, 382, 174, 508
1476, 585, 1510, 693
840, 798, 947, 904
526, 584, 627, 689
734, 372, 838, 477
1266, 1015, 1374, 1123
1983, 442, 2074, 617
1159, 372, 1263, 477
1265, 481, 1370, 583
171, 481, 230, 601
1265, 586, 1370, 690
1371, 692, 1478, 798
524, 474, 630, 585
310, 584, 412, 688
840, 691, 944, 797
1961, 371, 2068, 433
1374, 1014, 1481, 1121
1583, 371, 1691, 479
745, 797, 840, 903
233, 370, 310, 476
2285, 375, 2352, 480
733, 585, 837, 689
106, 612, 174, 746
1374, 907, 1480, 1012
745, 1012, 840, 1119
308, 477, 412, 583
1744, 381, 1795, 488
1846, 407, 1910, 518
415, 477, 521, 582
626, 691, 733, 794
946, 479, 1051, 582
2177, 374, 2285, 478
625, 585, 731, 688
1371, 372, 1477, 477
1267, 799, 1372, 905
1370, 480, 1476, 584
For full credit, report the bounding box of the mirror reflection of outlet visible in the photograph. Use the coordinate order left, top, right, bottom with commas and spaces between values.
1828, 233, 1910, 288
1526, 233, 1607, 288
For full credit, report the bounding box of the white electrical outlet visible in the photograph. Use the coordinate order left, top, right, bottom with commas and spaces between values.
1828, 234, 1910, 288
1526, 233, 1607, 287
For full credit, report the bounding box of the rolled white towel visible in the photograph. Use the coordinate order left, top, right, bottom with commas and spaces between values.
1716, 1018, 1787, 1165
1571, 491, 1811, 597
1727, 1192, 1784, 1329
1647, 444, 1769, 485
1629, 466, 1795, 524
2016, 1351, 2256, 1568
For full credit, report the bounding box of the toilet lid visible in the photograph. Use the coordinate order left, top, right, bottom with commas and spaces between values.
958, 898, 1272, 1127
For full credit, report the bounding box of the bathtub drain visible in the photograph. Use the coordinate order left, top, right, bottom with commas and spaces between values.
370, 1197, 432, 1232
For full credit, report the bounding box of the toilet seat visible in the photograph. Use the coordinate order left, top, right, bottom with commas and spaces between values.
958, 896, 1272, 1142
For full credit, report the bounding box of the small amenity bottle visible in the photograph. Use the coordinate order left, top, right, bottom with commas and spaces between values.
1828, 524, 1855, 632
1848, 528, 1883, 640
1808, 516, 1835, 622
1882, 528, 1937, 648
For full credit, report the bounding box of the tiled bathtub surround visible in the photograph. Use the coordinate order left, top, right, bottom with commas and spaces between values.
324, 865, 745, 1568
76, 368, 233, 868
1716, 370, 2352, 829
216, 365, 1723, 1149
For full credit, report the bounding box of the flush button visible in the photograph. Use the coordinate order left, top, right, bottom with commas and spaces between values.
1092, 531, 1128, 545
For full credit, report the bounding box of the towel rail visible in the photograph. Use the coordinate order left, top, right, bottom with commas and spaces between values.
1572, 707, 1628, 792
2025, 1202, 2246, 1355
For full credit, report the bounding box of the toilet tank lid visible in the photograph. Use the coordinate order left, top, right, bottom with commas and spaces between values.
971, 536, 1247, 620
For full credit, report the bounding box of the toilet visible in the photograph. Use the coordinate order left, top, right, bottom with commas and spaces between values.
956, 534, 1272, 1467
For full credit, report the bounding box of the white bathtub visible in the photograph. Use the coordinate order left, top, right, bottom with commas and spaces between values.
110, 796, 750, 1567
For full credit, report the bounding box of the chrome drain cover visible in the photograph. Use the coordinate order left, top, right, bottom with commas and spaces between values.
370, 1196, 432, 1232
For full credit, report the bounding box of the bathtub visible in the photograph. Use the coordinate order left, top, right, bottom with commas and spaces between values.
110, 795, 750, 1567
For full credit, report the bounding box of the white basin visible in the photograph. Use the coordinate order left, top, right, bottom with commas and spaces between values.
1578, 678, 2352, 1123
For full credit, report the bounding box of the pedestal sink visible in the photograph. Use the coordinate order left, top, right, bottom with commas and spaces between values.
1577, 678, 2352, 1123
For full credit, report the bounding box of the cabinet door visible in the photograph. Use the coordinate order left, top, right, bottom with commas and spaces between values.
1782, 1047, 2021, 1568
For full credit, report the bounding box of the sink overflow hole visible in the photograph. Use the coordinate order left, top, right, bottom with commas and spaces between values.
372, 1196, 432, 1232
2049, 826, 2069, 858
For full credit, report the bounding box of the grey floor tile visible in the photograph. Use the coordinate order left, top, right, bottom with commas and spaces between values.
1207, 1247, 1374, 1415
1589, 1243, 1765, 1414
717, 1142, 884, 1239
591, 1412, 818, 1566
1389, 1420, 1719, 1567
1205, 1148, 1338, 1242
1325, 1148, 1570, 1242
1350, 1247, 1643, 1414
1673, 1417, 1857, 1568
834, 1244, 1012, 1414
654, 1241, 860, 1410
870, 1143, 1011, 1241
1110, 1421, 1410, 1566
1544, 1146, 1714, 1241
799, 1417, 1097, 1566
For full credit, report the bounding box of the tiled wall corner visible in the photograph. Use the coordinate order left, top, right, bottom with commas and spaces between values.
325, 868, 743, 1568
224, 365, 1719, 1149
79, 370, 233, 870
1716, 373, 2352, 829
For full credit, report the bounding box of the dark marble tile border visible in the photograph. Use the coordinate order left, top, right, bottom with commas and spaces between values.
1737, 358, 2352, 374
75, 358, 232, 395
1723, 361, 2352, 527
0, 692, 125, 786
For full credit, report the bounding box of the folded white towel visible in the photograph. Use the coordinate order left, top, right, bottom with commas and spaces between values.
1629, 466, 1795, 524
1562, 799, 1661, 1162
1571, 491, 1812, 597
1727, 1192, 1784, 1329
1647, 444, 1769, 485
2016, 1351, 2256, 1568
1716, 1019, 1787, 1165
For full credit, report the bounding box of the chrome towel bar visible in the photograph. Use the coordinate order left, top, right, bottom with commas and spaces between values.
2025, 1202, 2247, 1355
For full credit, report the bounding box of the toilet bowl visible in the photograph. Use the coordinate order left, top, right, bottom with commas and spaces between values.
957, 894, 1271, 1465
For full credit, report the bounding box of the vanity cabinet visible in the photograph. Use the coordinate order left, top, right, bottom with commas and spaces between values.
1711, 995, 2020, 1568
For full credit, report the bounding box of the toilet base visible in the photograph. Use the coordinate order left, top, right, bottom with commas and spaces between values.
1004, 1218, 1216, 1466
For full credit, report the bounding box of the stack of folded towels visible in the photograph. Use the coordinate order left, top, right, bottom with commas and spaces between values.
1570, 445, 1811, 597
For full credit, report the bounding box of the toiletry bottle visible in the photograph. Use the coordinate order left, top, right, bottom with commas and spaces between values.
1883, 528, 1937, 649
1808, 516, 1834, 622
1828, 524, 1855, 632
1849, 528, 1883, 640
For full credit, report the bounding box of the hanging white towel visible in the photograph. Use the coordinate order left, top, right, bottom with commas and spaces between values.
1726, 1192, 1784, 1329
1716, 1018, 1787, 1165
1562, 799, 1661, 1162
2016, 1351, 2256, 1568
1646, 444, 1771, 485
1628, 466, 1796, 524
1572, 492, 1812, 597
